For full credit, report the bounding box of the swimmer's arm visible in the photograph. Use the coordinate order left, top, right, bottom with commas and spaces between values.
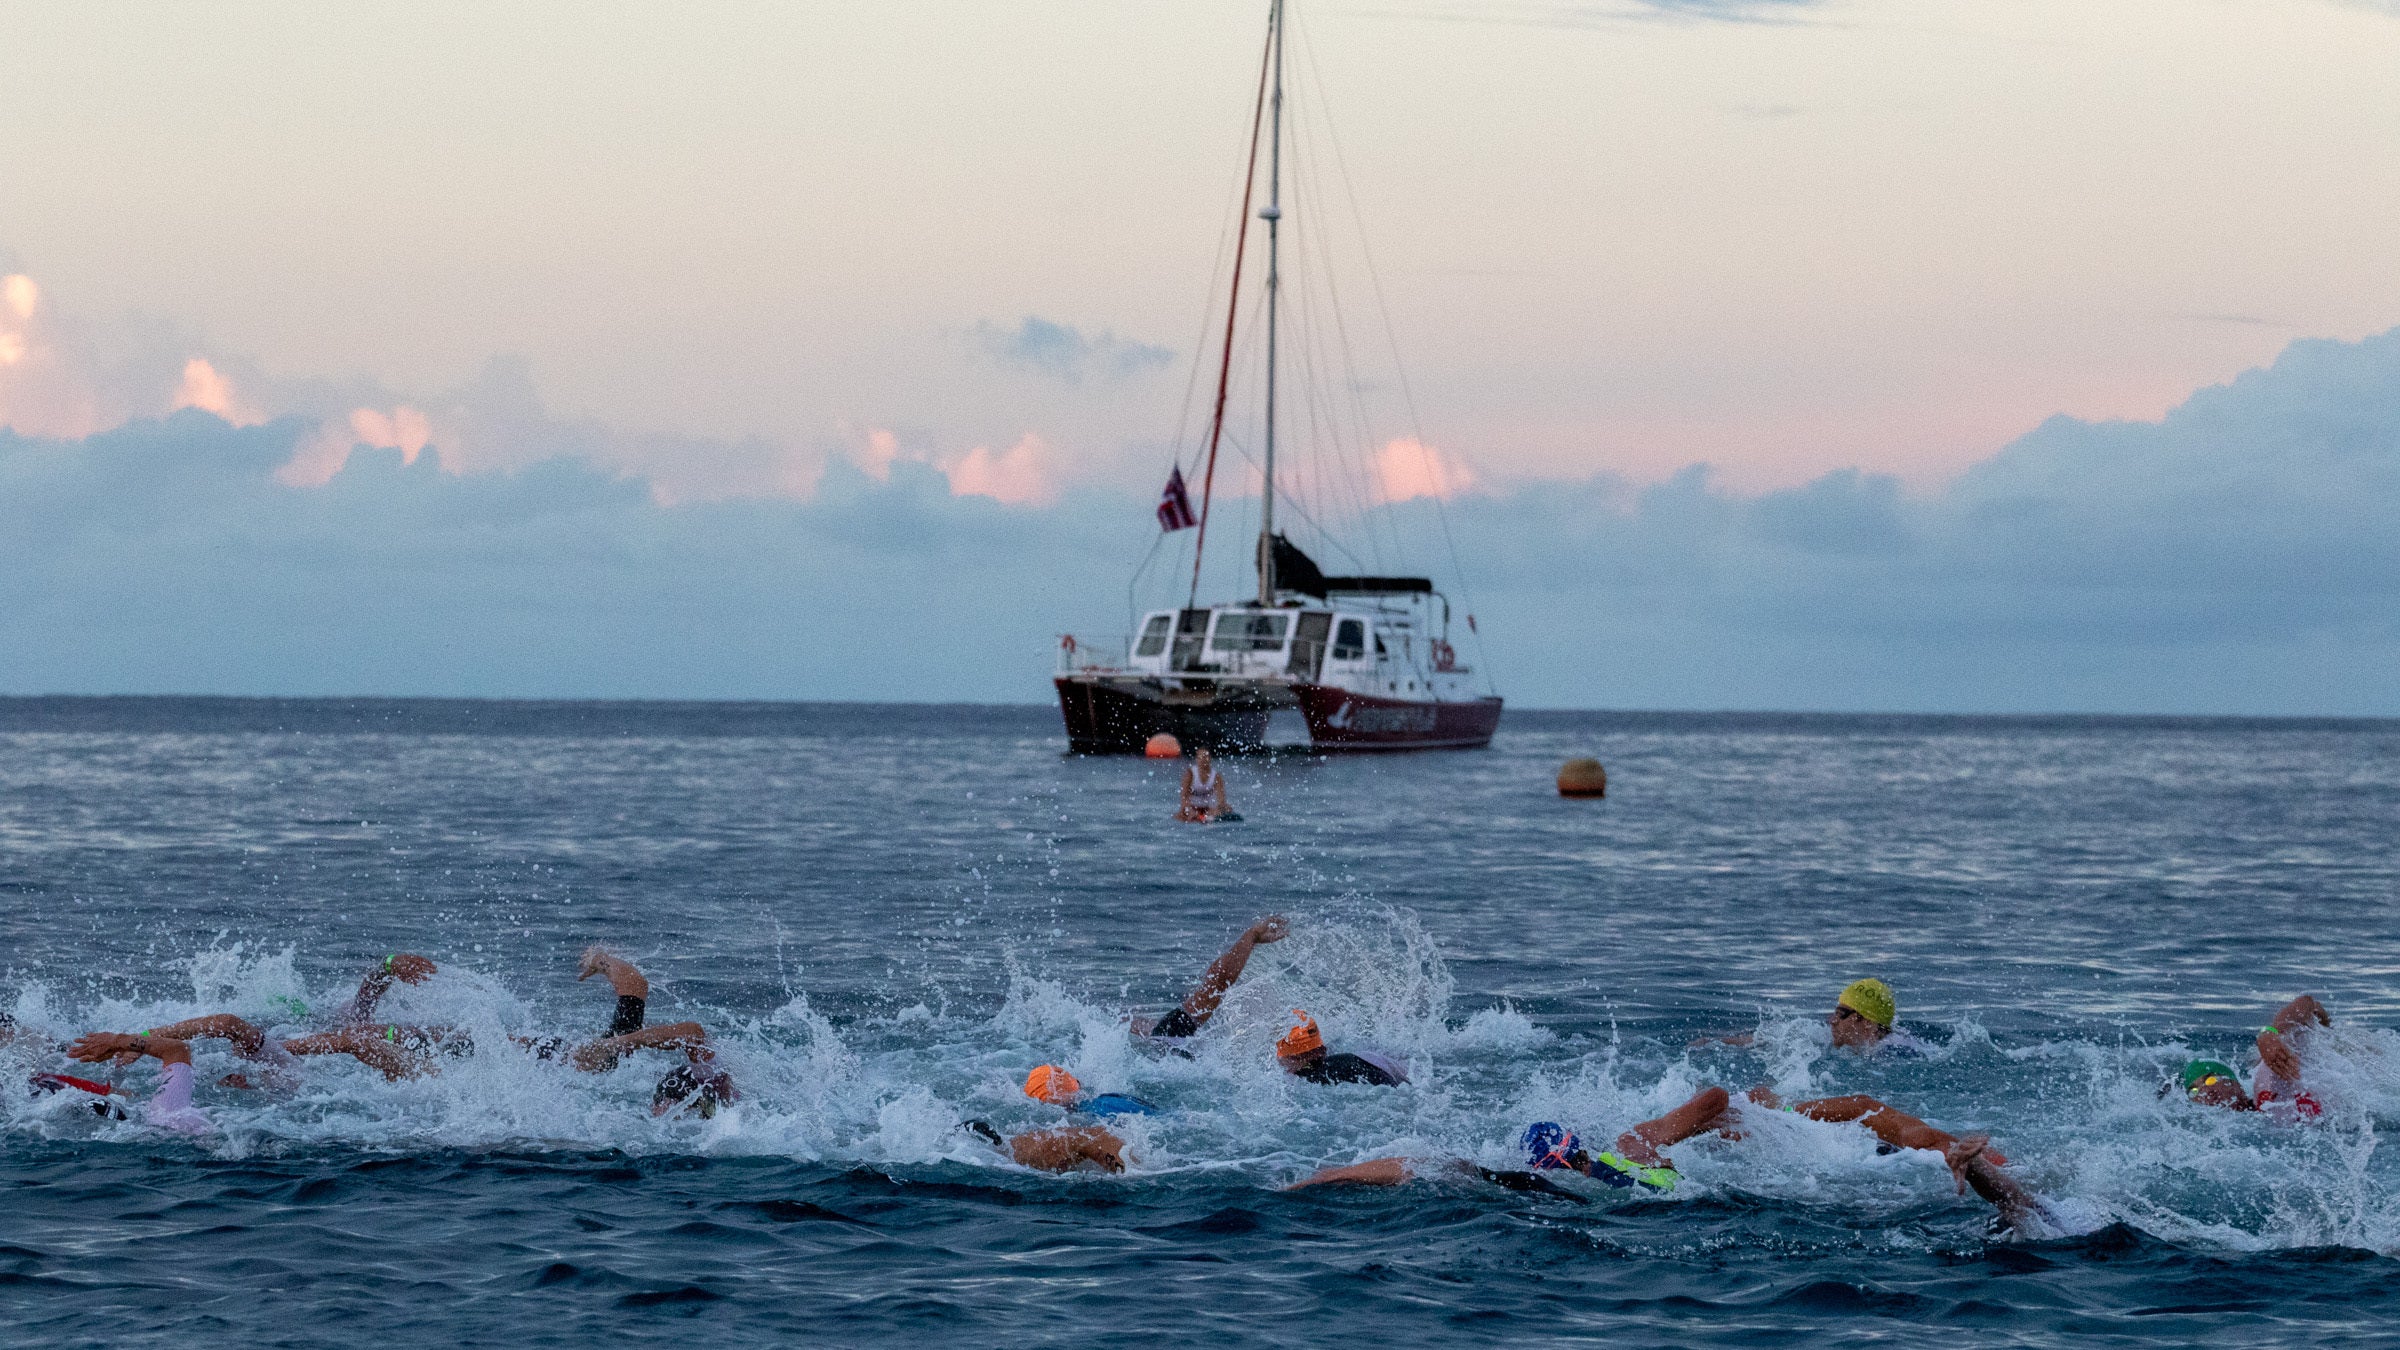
67, 1032, 192, 1067
1793, 1095, 2010, 1168
1285, 1156, 1417, 1189
2258, 996, 2328, 1079
282, 1028, 425, 1081
569, 1021, 708, 1071
339, 953, 437, 1025
578, 947, 650, 1000
1010, 1124, 1126, 1174
2268, 995, 2331, 1032
144, 1014, 267, 1057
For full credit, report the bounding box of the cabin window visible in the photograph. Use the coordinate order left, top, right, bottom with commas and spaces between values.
1134, 614, 1173, 657
1210, 612, 1290, 652
1332, 619, 1366, 660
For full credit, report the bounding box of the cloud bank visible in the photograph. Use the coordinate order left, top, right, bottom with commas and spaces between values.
3, 327, 2399, 714
971, 317, 1175, 384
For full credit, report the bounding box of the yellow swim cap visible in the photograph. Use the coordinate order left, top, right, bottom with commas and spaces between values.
1837, 979, 1896, 1029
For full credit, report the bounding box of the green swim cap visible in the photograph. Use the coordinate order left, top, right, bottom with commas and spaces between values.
1837, 979, 1895, 1030
2179, 1060, 2239, 1094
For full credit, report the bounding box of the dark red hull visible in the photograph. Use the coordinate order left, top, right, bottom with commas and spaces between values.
1294, 684, 1502, 750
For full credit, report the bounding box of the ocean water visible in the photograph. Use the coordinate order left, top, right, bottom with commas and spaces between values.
3, 698, 2399, 1346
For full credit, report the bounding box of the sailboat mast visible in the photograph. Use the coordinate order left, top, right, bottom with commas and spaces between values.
1256, 0, 1285, 606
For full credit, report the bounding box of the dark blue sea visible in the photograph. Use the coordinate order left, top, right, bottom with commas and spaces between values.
4, 699, 2399, 1346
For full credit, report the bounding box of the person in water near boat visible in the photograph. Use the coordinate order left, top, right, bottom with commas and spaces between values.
1290, 1085, 2039, 1229
1130, 914, 1290, 1042
1275, 1010, 1409, 1087
62, 1030, 213, 1133
958, 1118, 1132, 1174
1712, 979, 1932, 1058
1175, 748, 1234, 822
2172, 994, 2335, 1119
1021, 1064, 1158, 1117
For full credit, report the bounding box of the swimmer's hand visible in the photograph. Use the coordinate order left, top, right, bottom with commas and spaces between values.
1943, 1135, 1998, 1195
1249, 916, 1290, 945
1743, 1085, 1783, 1110
386, 953, 436, 985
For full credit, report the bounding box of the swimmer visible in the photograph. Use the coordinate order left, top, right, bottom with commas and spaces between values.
63, 1030, 212, 1133
518, 945, 656, 1069
1274, 1010, 1408, 1087
1022, 1064, 1158, 1117
632, 1024, 737, 1118
1291, 1085, 2040, 1230
333, 952, 440, 1027
1130, 914, 1290, 1042
1175, 748, 1232, 822
2172, 994, 2336, 1118
282, 1023, 454, 1080
958, 1119, 1130, 1174
1712, 978, 1931, 1057
5, 1012, 129, 1118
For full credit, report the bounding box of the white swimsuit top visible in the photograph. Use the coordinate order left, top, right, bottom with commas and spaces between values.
1189, 766, 1219, 795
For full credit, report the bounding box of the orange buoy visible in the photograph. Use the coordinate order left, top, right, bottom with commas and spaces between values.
1144, 733, 1183, 759
1557, 757, 1606, 798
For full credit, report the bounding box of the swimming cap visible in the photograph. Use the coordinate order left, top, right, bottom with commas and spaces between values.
1024, 1064, 1082, 1104
1522, 1121, 1580, 1170
653, 1065, 736, 1118
1276, 1011, 1323, 1058
1837, 979, 1896, 1030
2179, 1059, 2240, 1096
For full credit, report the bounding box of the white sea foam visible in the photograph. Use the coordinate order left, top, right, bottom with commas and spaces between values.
9, 925, 2400, 1253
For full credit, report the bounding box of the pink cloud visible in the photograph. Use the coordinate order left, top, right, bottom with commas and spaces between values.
276, 405, 440, 487
170, 357, 264, 426
943, 432, 1057, 506
1373, 437, 1479, 503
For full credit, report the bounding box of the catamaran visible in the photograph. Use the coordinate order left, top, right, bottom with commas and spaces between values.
1054, 0, 1503, 754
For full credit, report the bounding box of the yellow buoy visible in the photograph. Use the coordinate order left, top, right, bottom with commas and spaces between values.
1144, 733, 1183, 759
1557, 757, 1606, 798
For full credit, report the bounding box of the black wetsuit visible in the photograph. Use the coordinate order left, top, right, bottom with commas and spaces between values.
529, 995, 647, 1063
1289, 1052, 1403, 1087
1149, 1006, 1201, 1040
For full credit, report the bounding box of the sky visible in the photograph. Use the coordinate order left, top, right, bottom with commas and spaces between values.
3, 0, 2399, 713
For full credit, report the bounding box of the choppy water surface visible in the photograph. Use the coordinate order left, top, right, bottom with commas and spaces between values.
4, 699, 2399, 1345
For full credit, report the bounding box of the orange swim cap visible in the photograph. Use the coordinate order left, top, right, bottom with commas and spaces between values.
1276, 1010, 1323, 1058
1023, 1064, 1082, 1104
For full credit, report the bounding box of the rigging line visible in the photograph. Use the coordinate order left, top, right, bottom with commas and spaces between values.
1299, 14, 1494, 686
1125, 524, 1169, 642
1217, 427, 1357, 568
1287, 29, 1396, 571
1291, 231, 1375, 569
1188, 12, 1276, 610
1168, 130, 1254, 465
1304, 118, 1398, 570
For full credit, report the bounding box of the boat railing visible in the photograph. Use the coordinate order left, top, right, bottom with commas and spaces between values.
1056, 635, 1127, 674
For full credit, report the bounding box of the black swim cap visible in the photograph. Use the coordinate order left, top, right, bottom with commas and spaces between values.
653, 1065, 733, 1118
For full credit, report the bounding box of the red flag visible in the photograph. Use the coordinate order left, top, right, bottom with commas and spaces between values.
1157, 464, 1199, 531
